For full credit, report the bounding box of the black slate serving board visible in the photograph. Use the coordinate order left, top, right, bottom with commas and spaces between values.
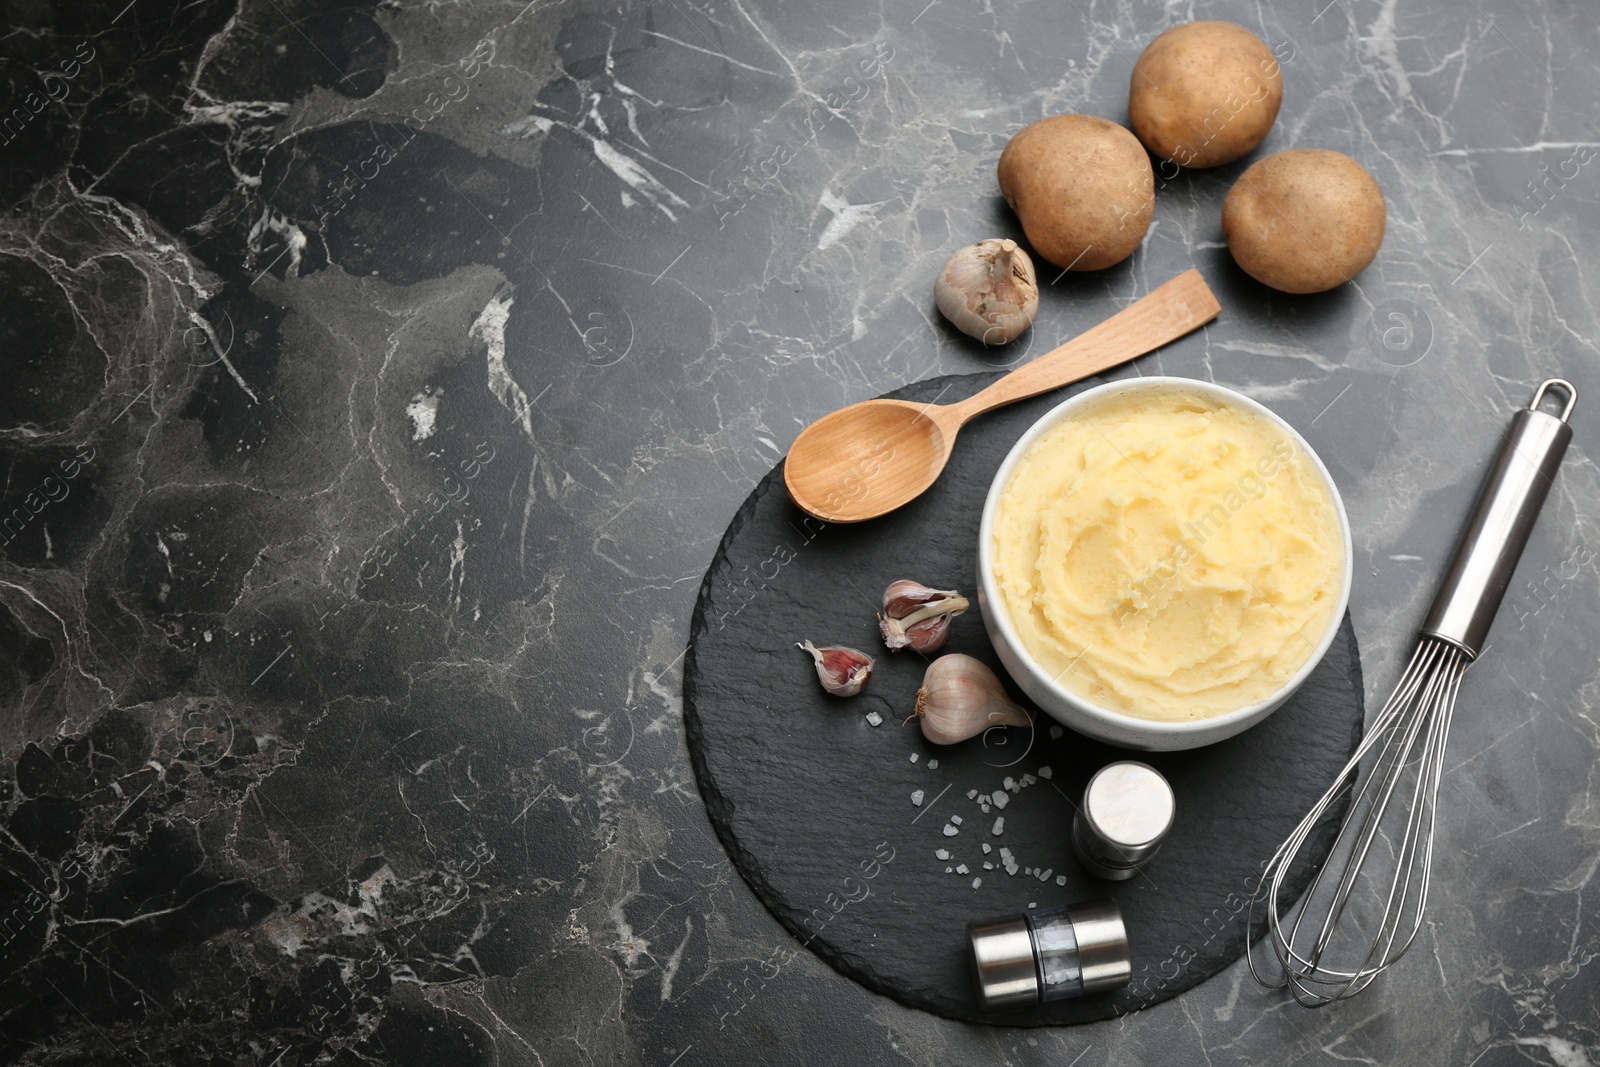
684, 372, 1365, 1024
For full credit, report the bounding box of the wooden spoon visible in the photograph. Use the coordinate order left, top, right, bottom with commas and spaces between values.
783, 268, 1221, 522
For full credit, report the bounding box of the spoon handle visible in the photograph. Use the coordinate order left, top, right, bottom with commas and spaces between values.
948, 269, 1221, 421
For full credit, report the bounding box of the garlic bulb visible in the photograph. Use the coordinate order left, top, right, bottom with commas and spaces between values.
913, 654, 1032, 744
934, 238, 1040, 344
797, 640, 874, 697
878, 579, 970, 653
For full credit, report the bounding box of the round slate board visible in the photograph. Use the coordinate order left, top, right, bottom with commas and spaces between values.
684, 372, 1364, 1025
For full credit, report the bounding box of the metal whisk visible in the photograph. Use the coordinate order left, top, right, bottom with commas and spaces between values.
1250, 378, 1578, 1006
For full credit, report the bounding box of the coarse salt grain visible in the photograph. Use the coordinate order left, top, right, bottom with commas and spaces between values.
909, 753, 919, 763
927, 759, 939, 769
935, 848, 951, 860
992, 791, 1009, 809
956, 864, 969, 875
950, 814, 962, 825
972, 877, 982, 889
943, 823, 959, 836
1055, 875, 1067, 886
1038, 765, 1053, 779
911, 789, 924, 806
866, 711, 883, 726
992, 817, 1005, 836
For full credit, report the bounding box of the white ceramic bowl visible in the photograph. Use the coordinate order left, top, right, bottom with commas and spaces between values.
977, 377, 1353, 751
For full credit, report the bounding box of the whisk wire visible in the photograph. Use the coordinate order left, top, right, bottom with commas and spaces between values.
1266, 645, 1432, 1000
1249, 638, 1468, 1005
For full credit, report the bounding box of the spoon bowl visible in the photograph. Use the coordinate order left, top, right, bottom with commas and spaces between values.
784, 269, 1222, 523
783, 399, 957, 523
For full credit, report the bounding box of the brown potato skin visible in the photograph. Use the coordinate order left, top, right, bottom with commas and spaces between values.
997, 114, 1153, 271
1129, 21, 1283, 169
1222, 149, 1386, 293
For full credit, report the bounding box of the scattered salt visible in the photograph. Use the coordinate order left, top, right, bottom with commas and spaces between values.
1022, 773, 1036, 786
992, 791, 1009, 810
980, 803, 990, 813
1038, 868, 1052, 882
935, 848, 951, 860
991, 817, 1005, 836
1038, 765, 1053, 780
983, 862, 994, 870
950, 814, 962, 825
1055, 875, 1067, 886
1025, 867, 1034, 876
999, 847, 1012, 859
943, 823, 959, 837
945, 866, 953, 873
927, 759, 939, 770
911, 789, 924, 807
981, 844, 992, 854
966, 789, 978, 799
866, 710, 883, 727
1003, 777, 1015, 791
909, 753, 919, 763
1028, 902, 1037, 909
972, 877, 982, 889
956, 864, 969, 875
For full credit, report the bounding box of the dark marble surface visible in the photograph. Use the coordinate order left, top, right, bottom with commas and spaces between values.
0, 1, 1596, 1065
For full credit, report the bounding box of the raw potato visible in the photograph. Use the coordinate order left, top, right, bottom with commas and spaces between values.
997, 114, 1153, 271
1222, 149, 1386, 293
1129, 21, 1283, 169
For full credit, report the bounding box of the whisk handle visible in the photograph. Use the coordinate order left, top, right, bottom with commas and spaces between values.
1421, 379, 1577, 658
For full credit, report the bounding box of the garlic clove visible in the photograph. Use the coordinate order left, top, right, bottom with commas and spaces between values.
881, 579, 962, 618
900, 614, 955, 655
933, 238, 1040, 345
797, 640, 874, 697
878, 579, 970, 653
912, 653, 1032, 744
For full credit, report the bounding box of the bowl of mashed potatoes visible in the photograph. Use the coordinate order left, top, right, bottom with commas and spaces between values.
978, 377, 1352, 750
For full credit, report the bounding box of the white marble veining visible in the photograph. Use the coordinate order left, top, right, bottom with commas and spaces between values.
0, 0, 1595, 1062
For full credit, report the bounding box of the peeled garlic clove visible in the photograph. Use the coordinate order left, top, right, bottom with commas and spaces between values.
913, 653, 1032, 744
934, 238, 1040, 345
878, 579, 970, 653
797, 640, 874, 697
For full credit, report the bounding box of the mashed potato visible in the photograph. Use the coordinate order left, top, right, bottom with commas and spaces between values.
990, 387, 1344, 721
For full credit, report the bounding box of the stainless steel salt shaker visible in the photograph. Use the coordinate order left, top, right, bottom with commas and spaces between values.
1071, 761, 1174, 880
967, 899, 1131, 1009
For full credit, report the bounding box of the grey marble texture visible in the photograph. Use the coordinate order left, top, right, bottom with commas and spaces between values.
0, 0, 1595, 1063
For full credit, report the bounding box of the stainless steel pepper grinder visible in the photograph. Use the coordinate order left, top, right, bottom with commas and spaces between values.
968, 899, 1132, 1009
